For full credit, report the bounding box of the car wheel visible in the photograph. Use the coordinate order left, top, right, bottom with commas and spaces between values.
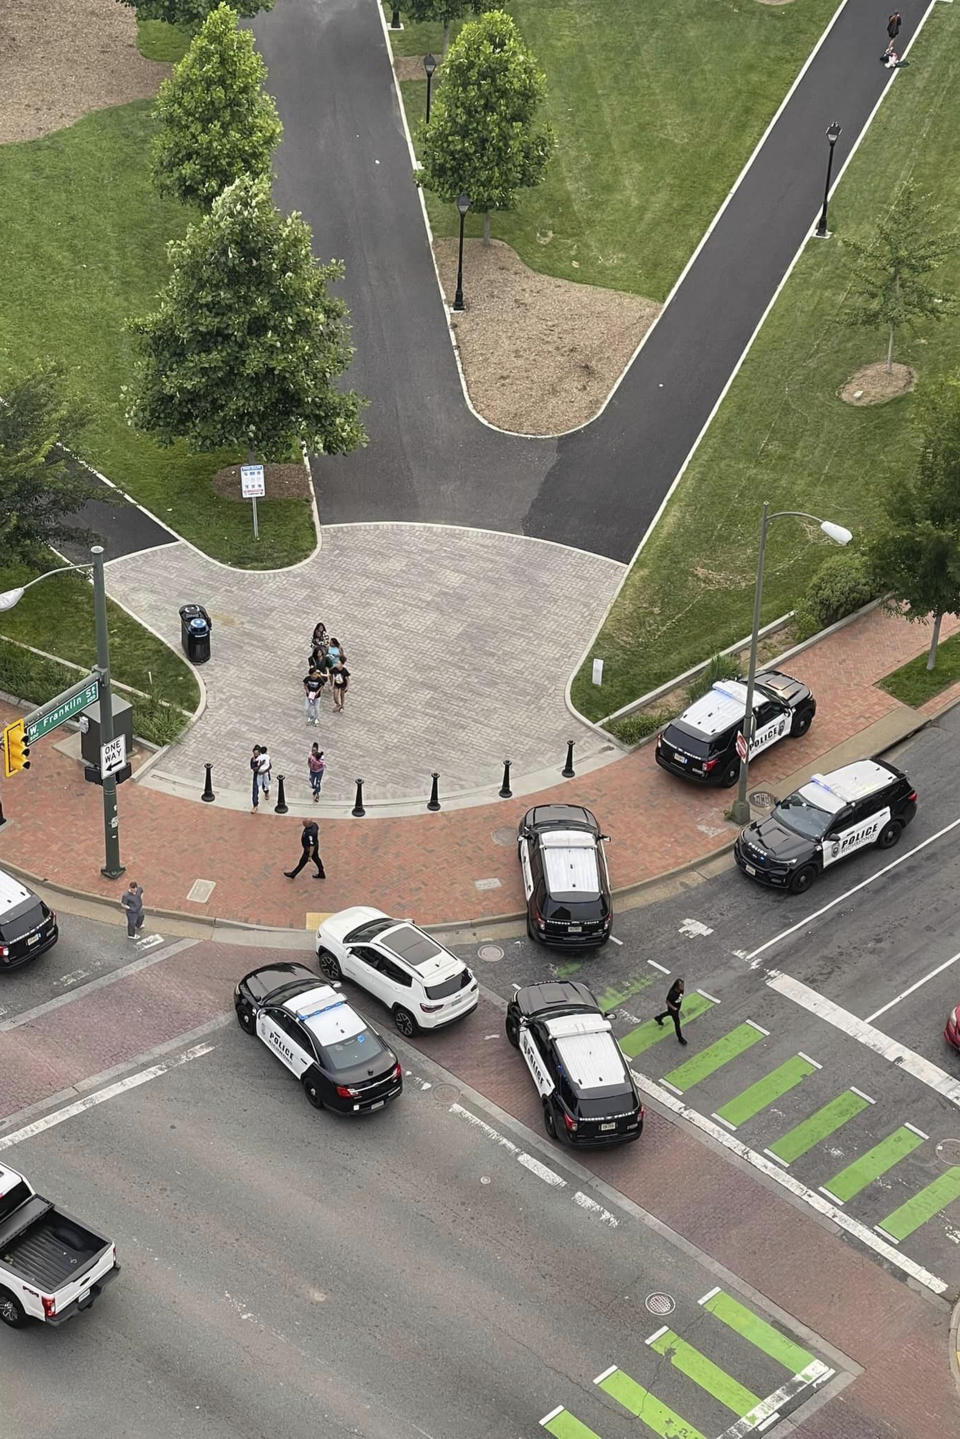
505, 1015, 520, 1048
393, 1006, 418, 1038
237, 1004, 256, 1035
302, 1075, 325, 1110
317, 949, 342, 982
720, 760, 740, 788
788, 864, 818, 895
0, 1289, 28, 1328
542, 1101, 558, 1140
790, 710, 812, 739
876, 818, 903, 850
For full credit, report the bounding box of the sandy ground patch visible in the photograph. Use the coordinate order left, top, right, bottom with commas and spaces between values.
0, 0, 166, 145
840, 360, 917, 405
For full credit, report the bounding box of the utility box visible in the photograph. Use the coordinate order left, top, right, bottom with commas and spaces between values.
80, 693, 134, 786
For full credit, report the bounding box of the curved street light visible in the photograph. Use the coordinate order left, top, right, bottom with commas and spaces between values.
453, 192, 470, 312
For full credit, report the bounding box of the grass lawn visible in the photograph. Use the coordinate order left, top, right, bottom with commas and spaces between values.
136, 19, 191, 63
571, 5, 960, 724
390, 0, 838, 300
880, 630, 960, 708
0, 105, 315, 569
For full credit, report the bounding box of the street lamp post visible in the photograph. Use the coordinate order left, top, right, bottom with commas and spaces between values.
453, 192, 470, 312
730, 504, 852, 827
815, 121, 842, 238
0, 544, 124, 879
423, 52, 437, 124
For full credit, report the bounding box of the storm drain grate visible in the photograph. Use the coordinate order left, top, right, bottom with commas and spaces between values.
645, 1293, 676, 1316
936, 1138, 960, 1168
477, 944, 504, 963
186, 879, 216, 904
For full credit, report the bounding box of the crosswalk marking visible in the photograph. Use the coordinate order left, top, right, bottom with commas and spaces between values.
596, 1367, 706, 1439
715, 1055, 817, 1129
699, 1289, 815, 1375
663, 1022, 764, 1095
821, 1125, 924, 1204
618, 992, 715, 1058
646, 1327, 762, 1415
877, 1166, 960, 1242
766, 1089, 869, 1165
540, 1407, 602, 1439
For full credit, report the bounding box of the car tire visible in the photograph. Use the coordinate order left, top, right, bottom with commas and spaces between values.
393, 1006, 418, 1038
317, 949, 342, 982
788, 864, 818, 895
0, 1289, 28, 1328
237, 1004, 256, 1035
505, 1015, 520, 1048
542, 1102, 558, 1140
302, 1075, 325, 1110
790, 710, 812, 739
720, 760, 740, 788
876, 818, 903, 850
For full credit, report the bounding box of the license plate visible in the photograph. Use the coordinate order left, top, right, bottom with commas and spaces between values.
568, 924, 582, 933
369, 1100, 385, 1110
77, 1288, 91, 1306
600, 1122, 616, 1132
745, 863, 756, 876
26, 934, 40, 946
674, 755, 687, 765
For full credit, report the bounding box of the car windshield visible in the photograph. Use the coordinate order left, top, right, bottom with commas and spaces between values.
773, 792, 833, 840
662, 723, 712, 759
577, 1090, 636, 1118
0, 901, 46, 943
322, 1030, 386, 1071
425, 970, 471, 1000
344, 916, 395, 944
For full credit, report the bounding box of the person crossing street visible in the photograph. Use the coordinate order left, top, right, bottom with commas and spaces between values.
654, 977, 687, 1044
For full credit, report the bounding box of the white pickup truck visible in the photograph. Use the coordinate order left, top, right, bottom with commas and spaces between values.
0, 1162, 119, 1327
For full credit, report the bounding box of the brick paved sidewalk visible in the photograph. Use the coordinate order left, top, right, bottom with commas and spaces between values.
0, 606, 957, 931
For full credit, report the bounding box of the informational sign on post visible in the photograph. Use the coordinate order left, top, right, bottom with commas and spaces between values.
240, 464, 265, 541
100, 734, 127, 777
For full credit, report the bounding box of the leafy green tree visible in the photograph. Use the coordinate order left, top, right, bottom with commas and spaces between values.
124, 175, 367, 464
844, 181, 954, 373
416, 10, 554, 244
0, 360, 98, 564
399, 0, 488, 57
868, 374, 960, 668
152, 3, 282, 208
118, 0, 273, 30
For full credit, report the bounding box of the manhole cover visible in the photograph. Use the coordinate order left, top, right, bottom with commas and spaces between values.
645, 1293, 676, 1316
936, 1137, 960, 1168
478, 944, 504, 963
492, 826, 516, 847
749, 790, 777, 810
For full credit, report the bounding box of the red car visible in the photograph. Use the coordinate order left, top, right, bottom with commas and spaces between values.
945, 1004, 960, 1052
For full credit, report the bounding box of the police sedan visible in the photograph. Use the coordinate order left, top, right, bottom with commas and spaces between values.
235, 962, 402, 1113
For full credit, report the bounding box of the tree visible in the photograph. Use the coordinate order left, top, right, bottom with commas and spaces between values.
868, 374, 960, 668
416, 10, 554, 244
0, 360, 98, 564
124, 175, 367, 462
151, 4, 282, 209
399, 0, 488, 57
118, 0, 273, 30
844, 181, 954, 373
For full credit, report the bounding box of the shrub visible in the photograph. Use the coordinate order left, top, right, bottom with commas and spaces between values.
683, 652, 739, 706
802, 551, 879, 631
608, 708, 674, 746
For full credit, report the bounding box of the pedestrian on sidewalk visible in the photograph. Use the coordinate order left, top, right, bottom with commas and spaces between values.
654, 977, 687, 1045
887, 11, 901, 41
881, 40, 900, 67
284, 818, 326, 878
121, 881, 145, 939
325, 637, 345, 668
256, 744, 272, 803
308, 744, 326, 801
250, 744, 262, 812
331, 658, 350, 713
310, 620, 328, 656
303, 667, 324, 726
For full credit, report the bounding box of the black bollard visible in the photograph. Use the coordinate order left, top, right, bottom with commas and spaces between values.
427, 772, 441, 812
561, 740, 576, 778
390, 5, 401, 27
351, 778, 366, 818
498, 759, 513, 799
274, 774, 289, 815
201, 762, 215, 802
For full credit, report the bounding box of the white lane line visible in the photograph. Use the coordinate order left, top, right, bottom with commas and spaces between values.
449, 1102, 519, 1155
698, 1285, 721, 1306
717, 1361, 835, 1439
573, 1191, 619, 1226
697, 988, 720, 1004
0, 1042, 214, 1151
0, 937, 196, 1033
647, 959, 671, 974
594, 1364, 617, 1385
744, 814, 960, 967
679, 918, 714, 938
540, 1406, 564, 1427
746, 1019, 770, 1036
630, 1070, 948, 1295
610, 935, 624, 946
645, 1324, 669, 1346
766, 974, 960, 1107
866, 949, 960, 1023
713, 1113, 737, 1131
518, 1153, 567, 1187
797, 1052, 822, 1069
764, 1148, 789, 1167
905, 1122, 929, 1140
850, 1086, 876, 1105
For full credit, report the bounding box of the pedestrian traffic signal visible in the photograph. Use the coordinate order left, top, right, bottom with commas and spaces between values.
2, 720, 30, 777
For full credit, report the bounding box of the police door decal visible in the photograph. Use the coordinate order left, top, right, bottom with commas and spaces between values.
821, 807, 890, 867
257, 1012, 312, 1076
749, 712, 788, 758
520, 1027, 554, 1097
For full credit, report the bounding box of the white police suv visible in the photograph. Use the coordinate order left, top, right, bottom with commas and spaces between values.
656, 671, 816, 788
734, 759, 917, 894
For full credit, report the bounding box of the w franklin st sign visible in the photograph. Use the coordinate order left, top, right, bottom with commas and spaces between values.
25, 677, 100, 744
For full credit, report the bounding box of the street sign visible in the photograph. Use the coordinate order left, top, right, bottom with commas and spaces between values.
100, 735, 127, 777
240, 464, 265, 498
735, 731, 748, 762
26, 677, 99, 744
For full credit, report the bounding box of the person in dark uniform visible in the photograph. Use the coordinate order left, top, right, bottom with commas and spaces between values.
654, 977, 687, 1045
284, 818, 326, 879
887, 11, 901, 41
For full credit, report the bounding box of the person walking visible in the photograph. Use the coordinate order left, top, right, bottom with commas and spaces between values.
654, 977, 687, 1045
303, 667, 324, 726
308, 745, 326, 802
256, 744, 272, 804
284, 818, 326, 878
887, 11, 901, 41
121, 881, 145, 939
249, 744, 262, 813
331, 658, 350, 713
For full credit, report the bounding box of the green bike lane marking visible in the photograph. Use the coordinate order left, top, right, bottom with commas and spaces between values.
595, 973, 658, 1013
595, 1367, 705, 1439
619, 992, 715, 1059
699, 1288, 815, 1374
820, 1125, 925, 1204
877, 1166, 960, 1242
766, 1089, 870, 1165
539, 1407, 603, 1439
646, 1327, 762, 1415
662, 1022, 766, 1095
714, 1054, 818, 1129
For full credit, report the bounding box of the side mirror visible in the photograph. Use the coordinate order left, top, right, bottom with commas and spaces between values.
599, 834, 611, 843
520, 827, 532, 841
602, 1008, 617, 1019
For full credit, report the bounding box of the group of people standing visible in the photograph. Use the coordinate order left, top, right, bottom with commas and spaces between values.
304, 621, 350, 720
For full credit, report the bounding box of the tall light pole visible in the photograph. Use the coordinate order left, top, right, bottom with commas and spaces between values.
453, 192, 470, 312
815, 121, 842, 238
423, 52, 437, 124
0, 544, 124, 879
730, 505, 853, 827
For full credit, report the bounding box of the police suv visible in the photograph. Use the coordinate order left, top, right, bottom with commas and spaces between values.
506, 981, 644, 1147
518, 805, 612, 947
235, 962, 402, 1114
734, 759, 917, 895
656, 670, 816, 788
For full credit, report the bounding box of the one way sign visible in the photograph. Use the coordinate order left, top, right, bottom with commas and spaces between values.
100, 735, 127, 776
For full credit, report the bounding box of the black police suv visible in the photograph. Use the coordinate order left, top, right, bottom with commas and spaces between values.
0, 869, 57, 971
734, 759, 917, 895
235, 962, 402, 1114
506, 981, 644, 1147
656, 670, 816, 788
518, 805, 612, 947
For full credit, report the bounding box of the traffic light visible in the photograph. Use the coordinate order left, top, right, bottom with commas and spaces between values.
1, 720, 30, 777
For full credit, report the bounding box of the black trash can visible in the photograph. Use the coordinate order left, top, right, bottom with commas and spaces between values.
179, 604, 213, 664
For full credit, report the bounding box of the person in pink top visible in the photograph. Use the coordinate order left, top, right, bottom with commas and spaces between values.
308, 744, 326, 802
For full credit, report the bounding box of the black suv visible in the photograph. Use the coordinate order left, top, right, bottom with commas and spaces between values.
734, 759, 917, 894
0, 869, 58, 971
506, 981, 644, 1147
656, 670, 816, 788
518, 805, 612, 947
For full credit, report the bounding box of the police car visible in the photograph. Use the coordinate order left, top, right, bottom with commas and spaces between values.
0, 869, 57, 971
505, 982, 644, 1147
235, 962, 402, 1114
656, 671, 816, 788
734, 759, 917, 895
518, 805, 612, 947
